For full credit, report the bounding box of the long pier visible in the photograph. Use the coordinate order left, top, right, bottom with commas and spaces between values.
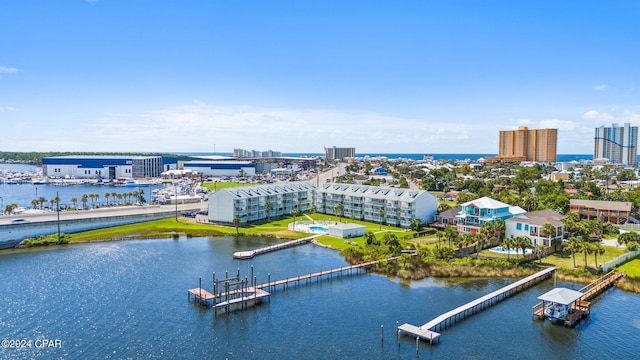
232, 235, 320, 259
189, 256, 404, 312
398, 267, 556, 344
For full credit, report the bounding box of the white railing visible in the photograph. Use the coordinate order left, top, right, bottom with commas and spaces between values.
602, 249, 640, 272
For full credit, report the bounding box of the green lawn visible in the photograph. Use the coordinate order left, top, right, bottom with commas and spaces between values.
618, 257, 640, 279
201, 181, 254, 191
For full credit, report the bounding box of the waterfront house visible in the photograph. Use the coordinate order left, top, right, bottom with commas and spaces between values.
505, 210, 564, 246
433, 206, 461, 229
456, 197, 526, 234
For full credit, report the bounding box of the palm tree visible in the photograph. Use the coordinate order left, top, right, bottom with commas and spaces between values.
38, 196, 46, 209
105, 192, 111, 206
592, 242, 605, 268
265, 202, 274, 221
70, 197, 78, 210
333, 202, 344, 222
501, 237, 515, 261
533, 244, 546, 264
563, 237, 582, 268
378, 208, 384, 230
30, 199, 39, 210
81, 194, 88, 209
514, 236, 531, 261
310, 204, 317, 214
233, 216, 241, 236
383, 233, 400, 253
5, 203, 18, 215
493, 218, 506, 245
291, 207, 299, 230
364, 232, 378, 246
580, 241, 593, 268
540, 222, 557, 249
444, 226, 459, 249
561, 211, 579, 234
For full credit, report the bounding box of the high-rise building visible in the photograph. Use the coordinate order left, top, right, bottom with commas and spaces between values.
324, 146, 355, 161
487, 127, 557, 164
594, 123, 638, 166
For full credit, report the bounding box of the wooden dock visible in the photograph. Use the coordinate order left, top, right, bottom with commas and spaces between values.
531, 270, 624, 327
189, 255, 405, 312
233, 235, 320, 259
399, 267, 556, 344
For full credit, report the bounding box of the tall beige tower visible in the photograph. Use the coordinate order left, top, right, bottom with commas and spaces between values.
491, 126, 557, 163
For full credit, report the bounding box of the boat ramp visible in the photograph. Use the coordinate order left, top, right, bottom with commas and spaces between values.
398, 267, 556, 344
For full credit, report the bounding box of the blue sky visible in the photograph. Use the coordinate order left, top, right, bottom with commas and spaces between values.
1, 1, 639, 154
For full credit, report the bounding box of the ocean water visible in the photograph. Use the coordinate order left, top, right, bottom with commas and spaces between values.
0, 237, 638, 359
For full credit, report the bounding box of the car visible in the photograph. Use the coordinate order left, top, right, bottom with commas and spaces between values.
11, 218, 30, 223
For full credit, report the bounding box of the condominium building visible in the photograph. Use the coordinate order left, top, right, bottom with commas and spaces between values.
208, 182, 316, 224
324, 146, 356, 161
314, 183, 438, 227
594, 123, 638, 166
233, 148, 283, 158
486, 127, 557, 164
456, 197, 526, 234
568, 199, 632, 224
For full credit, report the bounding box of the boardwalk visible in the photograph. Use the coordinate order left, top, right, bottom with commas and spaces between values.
232, 235, 320, 259
399, 267, 556, 343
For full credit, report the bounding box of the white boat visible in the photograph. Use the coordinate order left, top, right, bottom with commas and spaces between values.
120, 178, 150, 187
544, 303, 567, 320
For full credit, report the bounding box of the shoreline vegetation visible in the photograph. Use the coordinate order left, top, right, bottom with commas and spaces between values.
11, 214, 640, 294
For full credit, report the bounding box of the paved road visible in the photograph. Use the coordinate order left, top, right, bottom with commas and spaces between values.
0, 202, 207, 225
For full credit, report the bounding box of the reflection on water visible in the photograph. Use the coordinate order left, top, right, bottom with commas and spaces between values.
0, 236, 638, 359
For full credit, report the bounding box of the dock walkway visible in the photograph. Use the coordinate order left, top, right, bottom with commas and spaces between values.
189, 255, 405, 312
233, 235, 320, 259
399, 267, 556, 343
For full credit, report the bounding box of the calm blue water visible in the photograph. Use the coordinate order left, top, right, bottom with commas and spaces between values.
0, 237, 638, 359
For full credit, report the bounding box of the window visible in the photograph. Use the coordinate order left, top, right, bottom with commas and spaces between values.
516, 223, 522, 230
524, 224, 529, 231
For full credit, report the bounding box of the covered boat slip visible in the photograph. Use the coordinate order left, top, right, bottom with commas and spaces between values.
533, 287, 590, 326
532, 270, 624, 327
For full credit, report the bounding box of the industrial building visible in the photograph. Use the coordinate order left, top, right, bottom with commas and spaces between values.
486, 127, 557, 164
182, 161, 256, 177
42, 155, 163, 179
594, 123, 638, 166
208, 182, 316, 224
314, 183, 438, 227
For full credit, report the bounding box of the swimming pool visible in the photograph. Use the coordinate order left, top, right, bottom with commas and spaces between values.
309, 225, 329, 232
488, 246, 532, 255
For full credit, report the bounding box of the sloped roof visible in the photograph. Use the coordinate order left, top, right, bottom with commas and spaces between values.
537, 287, 583, 305
569, 199, 631, 212
506, 209, 564, 227
461, 196, 511, 210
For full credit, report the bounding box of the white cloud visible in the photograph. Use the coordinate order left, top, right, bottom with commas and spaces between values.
583, 110, 614, 121
0, 106, 17, 112
592, 84, 609, 91
0, 66, 20, 74
538, 119, 577, 131
35, 101, 496, 153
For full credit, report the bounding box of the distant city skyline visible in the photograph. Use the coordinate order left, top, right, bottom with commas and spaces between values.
1, 1, 639, 154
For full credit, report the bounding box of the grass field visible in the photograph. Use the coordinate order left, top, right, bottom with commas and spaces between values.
201, 181, 254, 191
618, 258, 640, 279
